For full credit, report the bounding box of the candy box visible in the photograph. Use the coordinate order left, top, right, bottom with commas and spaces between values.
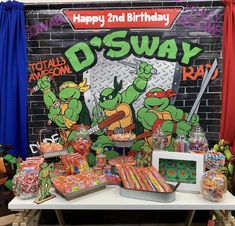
53, 173, 108, 200
56, 183, 107, 201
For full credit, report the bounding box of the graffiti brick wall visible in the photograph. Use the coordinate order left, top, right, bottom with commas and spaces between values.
25, 1, 224, 152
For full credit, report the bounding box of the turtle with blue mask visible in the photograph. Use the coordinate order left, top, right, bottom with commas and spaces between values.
91, 61, 154, 159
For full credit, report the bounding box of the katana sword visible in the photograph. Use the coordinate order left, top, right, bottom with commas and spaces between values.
187, 58, 217, 122
194, 65, 208, 115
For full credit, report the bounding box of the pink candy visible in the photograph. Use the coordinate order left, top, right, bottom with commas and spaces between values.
13, 169, 39, 199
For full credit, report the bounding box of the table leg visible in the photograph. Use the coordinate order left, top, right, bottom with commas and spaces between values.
12, 210, 41, 226
184, 210, 195, 226
0, 214, 17, 226
55, 210, 65, 226
12, 212, 24, 226
211, 210, 235, 226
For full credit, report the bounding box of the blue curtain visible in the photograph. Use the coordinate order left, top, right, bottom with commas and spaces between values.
0, 1, 28, 158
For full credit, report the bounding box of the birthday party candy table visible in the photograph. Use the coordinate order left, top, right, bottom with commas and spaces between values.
8, 185, 235, 226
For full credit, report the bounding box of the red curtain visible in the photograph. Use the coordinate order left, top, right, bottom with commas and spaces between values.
220, 0, 235, 152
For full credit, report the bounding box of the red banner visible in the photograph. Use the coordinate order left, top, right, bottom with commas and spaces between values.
62, 8, 182, 30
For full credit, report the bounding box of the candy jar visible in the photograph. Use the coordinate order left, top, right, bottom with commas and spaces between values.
152, 126, 167, 150
12, 168, 39, 199
96, 145, 106, 167
72, 124, 92, 155
189, 125, 208, 153
204, 150, 225, 170
174, 134, 189, 152
201, 170, 227, 202
201, 150, 227, 202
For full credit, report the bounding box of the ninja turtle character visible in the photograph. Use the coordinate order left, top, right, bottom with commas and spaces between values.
135, 87, 199, 151
0, 144, 18, 205
36, 76, 90, 152
91, 61, 153, 158
38, 162, 54, 201
213, 139, 235, 192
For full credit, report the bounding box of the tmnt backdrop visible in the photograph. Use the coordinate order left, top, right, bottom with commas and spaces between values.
26, 2, 223, 160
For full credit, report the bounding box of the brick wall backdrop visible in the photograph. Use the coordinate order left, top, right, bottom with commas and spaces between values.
25, 1, 224, 153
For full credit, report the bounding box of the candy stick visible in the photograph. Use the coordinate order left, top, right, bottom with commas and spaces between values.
116, 164, 130, 189
132, 167, 147, 191
141, 170, 156, 192
142, 168, 165, 192
123, 165, 135, 189
149, 167, 173, 192
127, 166, 141, 190
136, 168, 154, 191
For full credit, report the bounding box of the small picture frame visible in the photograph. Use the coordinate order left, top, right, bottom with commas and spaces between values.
152, 151, 204, 193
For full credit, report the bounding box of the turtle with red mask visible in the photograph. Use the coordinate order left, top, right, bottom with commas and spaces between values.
135, 87, 199, 151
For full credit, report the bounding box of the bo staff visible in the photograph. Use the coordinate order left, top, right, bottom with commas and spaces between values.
88, 110, 125, 135
187, 58, 217, 123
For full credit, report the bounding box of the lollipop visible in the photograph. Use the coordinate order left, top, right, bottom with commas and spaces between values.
205, 150, 225, 170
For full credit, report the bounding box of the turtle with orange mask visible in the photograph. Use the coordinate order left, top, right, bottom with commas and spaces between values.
135, 87, 199, 151
36, 76, 90, 153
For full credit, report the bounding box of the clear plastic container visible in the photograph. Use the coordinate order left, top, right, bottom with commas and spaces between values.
204, 150, 225, 170
201, 150, 227, 202
72, 124, 92, 156
189, 125, 208, 153
201, 170, 227, 202
174, 134, 189, 152
12, 168, 39, 199
152, 127, 167, 150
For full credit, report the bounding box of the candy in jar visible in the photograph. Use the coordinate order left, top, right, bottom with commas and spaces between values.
72, 125, 92, 155
97, 154, 106, 167
152, 127, 167, 150
201, 170, 227, 202
12, 168, 39, 199
189, 125, 208, 153
205, 150, 225, 170
174, 134, 189, 152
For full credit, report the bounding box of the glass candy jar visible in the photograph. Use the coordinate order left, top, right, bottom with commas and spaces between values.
152, 127, 167, 150
72, 124, 92, 156
201, 150, 227, 202
189, 125, 208, 153
201, 170, 227, 202
204, 150, 225, 170
12, 168, 39, 200
174, 134, 189, 152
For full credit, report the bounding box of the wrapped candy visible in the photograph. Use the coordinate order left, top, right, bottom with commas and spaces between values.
72, 125, 92, 156
152, 127, 167, 150
189, 125, 208, 153
174, 134, 189, 152
201, 150, 227, 202
201, 170, 227, 202
205, 150, 225, 170
12, 168, 39, 199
